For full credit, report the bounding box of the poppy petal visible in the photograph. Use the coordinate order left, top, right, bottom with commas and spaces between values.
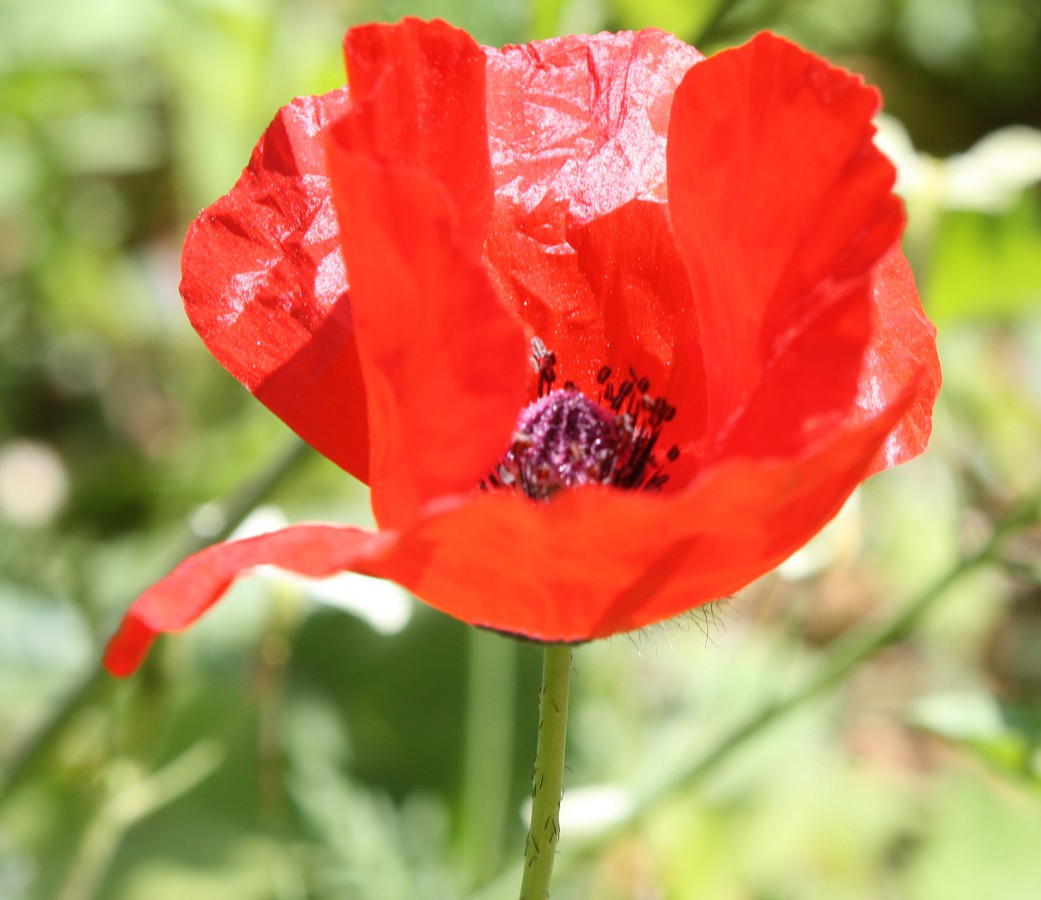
485, 30, 702, 222
181, 90, 370, 482
325, 21, 529, 528
486, 198, 710, 480
857, 247, 941, 472
563, 201, 710, 478
482, 31, 703, 379
667, 32, 905, 459
103, 524, 393, 677
325, 153, 528, 528
365, 381, 919, 641
340, 18, 494, 256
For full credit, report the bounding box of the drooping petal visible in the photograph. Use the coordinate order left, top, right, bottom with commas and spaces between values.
104, 524, 394, 677
857, 247, 941, 472
483, 31, 703, 391
668, 32, 905, 461
181, 90, 370, 482
326, 20, 529, 528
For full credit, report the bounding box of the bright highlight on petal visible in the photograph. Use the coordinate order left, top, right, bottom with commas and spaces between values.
106, 19, 941, 677
180, 90, 371, 482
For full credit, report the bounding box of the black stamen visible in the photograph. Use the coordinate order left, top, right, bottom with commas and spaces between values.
531, 337, 557, 398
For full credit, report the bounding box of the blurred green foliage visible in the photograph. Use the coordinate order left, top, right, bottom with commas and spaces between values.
1, 0, 1040, 898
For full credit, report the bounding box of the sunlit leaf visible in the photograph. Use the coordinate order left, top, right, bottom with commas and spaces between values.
926, 192, 1041, 322
909, 691, 1041, 789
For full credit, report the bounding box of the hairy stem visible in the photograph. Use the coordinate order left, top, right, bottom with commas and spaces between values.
519, 644, 572, 900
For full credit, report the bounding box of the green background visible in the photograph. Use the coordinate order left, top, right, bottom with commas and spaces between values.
2, 0, 1040, 897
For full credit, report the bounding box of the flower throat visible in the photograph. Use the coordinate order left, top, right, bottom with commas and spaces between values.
483, 339, 680, 501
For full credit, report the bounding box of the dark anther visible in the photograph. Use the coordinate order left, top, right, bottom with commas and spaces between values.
531, 336, 557, 397
646, 472, 670, 490
605, 379, 634, 412
597, 366, 612, 384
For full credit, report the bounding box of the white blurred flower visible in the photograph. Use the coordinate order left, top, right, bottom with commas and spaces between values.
0, 438, 69, 527
232, 505, 413, 635
230, 504, 293, 540
876, 115, 1041, 213
266, 569, 413, 635
945, 126, 1041, 212
521, 784, 634, 840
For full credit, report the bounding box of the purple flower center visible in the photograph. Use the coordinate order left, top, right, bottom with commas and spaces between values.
483, 339, 681, 501
497, 390, 629, 500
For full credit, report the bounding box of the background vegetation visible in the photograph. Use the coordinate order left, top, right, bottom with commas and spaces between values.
2, 0, 1040, 897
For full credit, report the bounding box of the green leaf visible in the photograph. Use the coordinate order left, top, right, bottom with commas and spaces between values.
606, 0, 726, 40
926, 191, 1041, 323
909, 691, 1041, 789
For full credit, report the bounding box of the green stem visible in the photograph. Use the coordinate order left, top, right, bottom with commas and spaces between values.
519, 644, 572, 900
473, 494, 1041, 900
56, 741, 223, 900
460, 628, 517, 887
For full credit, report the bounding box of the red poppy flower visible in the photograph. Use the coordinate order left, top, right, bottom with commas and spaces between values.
105, 18, 940, 676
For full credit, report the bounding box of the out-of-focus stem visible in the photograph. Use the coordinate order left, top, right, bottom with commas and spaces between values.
56, 742, 223, 900
460, 628, 518, 888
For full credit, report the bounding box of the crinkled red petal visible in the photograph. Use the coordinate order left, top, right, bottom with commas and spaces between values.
326, 19, 528, 528
482, 31, 704, 396
668, 32, 905, 462
485, 30, 702, 224
180, 90, 370, 482
858, 247, 941, 472
103, 525, 393, 677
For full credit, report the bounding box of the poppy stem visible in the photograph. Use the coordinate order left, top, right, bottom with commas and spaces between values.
519, 643, 572, 899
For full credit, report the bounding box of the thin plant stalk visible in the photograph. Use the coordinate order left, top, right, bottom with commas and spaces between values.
519, 644, 572, 899
475, 492, 1041, 900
